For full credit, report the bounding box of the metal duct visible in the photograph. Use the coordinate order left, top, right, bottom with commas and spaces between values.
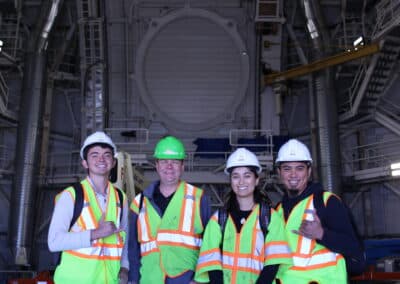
9, 0, 61, 266
301, 0, 342, 194
9, 51, 47, 266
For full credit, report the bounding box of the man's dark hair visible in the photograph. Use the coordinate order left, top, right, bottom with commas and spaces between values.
83, 142, 114, 161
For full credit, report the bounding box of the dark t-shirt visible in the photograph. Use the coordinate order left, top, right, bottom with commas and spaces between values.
153, 185, 175, 215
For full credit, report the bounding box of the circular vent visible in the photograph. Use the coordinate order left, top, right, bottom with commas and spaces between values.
135, 8, 249, 131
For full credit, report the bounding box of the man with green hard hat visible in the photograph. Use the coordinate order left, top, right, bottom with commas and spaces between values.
128, 136, 212, 284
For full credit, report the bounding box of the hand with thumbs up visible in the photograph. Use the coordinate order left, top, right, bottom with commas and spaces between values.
292, 210, 324, 240
90, 213, 121, 241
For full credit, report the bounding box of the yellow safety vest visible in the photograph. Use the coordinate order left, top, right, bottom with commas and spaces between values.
54, 179, 126, 284
131, 181, 204, 282
195, 205, 291, 284
276, 192, 348, 284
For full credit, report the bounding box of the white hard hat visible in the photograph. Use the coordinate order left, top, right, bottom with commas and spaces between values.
225, 148, 262, 174
80, 131, 117, 159
275, 139, 312, 164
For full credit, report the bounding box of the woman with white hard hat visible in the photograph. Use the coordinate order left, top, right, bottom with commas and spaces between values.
195, 148, 291, 284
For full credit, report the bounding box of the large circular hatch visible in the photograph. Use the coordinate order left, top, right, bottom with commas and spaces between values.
135, 8, 249, 131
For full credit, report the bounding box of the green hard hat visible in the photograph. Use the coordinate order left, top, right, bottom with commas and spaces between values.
153, 136, 186, 160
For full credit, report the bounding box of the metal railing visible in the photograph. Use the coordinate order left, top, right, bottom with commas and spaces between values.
229, 129, 274, 154
342, 138, 400, 174
372, 0, 400, 40
45, 150, 84, 179
0, 145, 14, 174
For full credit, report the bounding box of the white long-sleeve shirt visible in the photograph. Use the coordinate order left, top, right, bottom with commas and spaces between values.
48, 180, 129, 270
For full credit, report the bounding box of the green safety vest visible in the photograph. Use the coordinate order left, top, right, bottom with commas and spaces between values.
131, 181, 204, 283
54, 179, 126, 284
276, 192, 348, 284
195, 205, 292, 284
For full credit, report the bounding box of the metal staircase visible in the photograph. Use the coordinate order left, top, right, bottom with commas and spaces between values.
374, 97, 400, 136
75, 0, 106, 140
339, 0, 400, 122
0, 14, 22, 64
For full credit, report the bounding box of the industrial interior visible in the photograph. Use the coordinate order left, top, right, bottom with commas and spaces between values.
0, 0, 400, 282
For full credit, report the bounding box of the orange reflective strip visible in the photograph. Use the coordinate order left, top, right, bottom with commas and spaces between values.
137, 196, 152, 242
159, 229, 202, 238
292, 250, 344, 270
143, 200, 152, 240
291, 259, 342, 270
130, 195, 140, 213
77, 217, 86, 230
196, 260, 221, 271
189, 186, 197, 232
231, 233, 240, 283
179, 184, 190, 231
180, 184, 197, 233
251, 219, 264, 258
157, 241, 200, 250
83, 189, 98, 228
92, 242, 124, 249
223, 251, 262, 259
265, 241, 292, 259
223, 263, 261, 274
297, 197, 315, 255
157, 230, 202, 249
197, 248, 221, 267
199, 247, 220, 257
66, 250, 121, 260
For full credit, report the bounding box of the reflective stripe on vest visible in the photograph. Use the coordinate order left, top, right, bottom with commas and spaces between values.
157, 184, 201, 249
66, 180, 123, 260
197, 247, 221, 268
157, 230, 202, 248
222, 254, 264, 273
140, 240, 158, 256
138, 183, 202, 253
264, 241, 292, 259
138, 194, 150, 242
292, 195, 342, 270
197, 207, 264, 276
182, 184, 195, 232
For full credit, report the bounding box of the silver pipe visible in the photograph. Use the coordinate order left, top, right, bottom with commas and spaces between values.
9, 0, 62, 265
301, 0, 342, 194
9, 51, 46, 265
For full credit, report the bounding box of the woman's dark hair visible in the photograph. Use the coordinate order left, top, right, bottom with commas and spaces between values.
224, 166, 271, 212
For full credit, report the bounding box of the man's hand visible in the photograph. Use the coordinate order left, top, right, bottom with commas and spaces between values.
118, 267, 129, 284
292, 210, 324, 240
90, 213, 121, 241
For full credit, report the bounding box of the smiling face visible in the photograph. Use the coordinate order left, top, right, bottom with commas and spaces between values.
230, 166, 259, 199
81, 145, 116, 177
277, 161, 311, 197
156, 159, 184, 187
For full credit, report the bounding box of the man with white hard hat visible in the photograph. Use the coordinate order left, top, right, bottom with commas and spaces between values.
48, 131, 129, 284
273, 139, 365, 283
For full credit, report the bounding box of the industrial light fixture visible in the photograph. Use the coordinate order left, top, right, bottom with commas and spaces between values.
391, 162, 400, 177
353, 36, 364, 47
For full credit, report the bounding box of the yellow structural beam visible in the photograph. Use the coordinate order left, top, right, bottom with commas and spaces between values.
264, 42, 380, 84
